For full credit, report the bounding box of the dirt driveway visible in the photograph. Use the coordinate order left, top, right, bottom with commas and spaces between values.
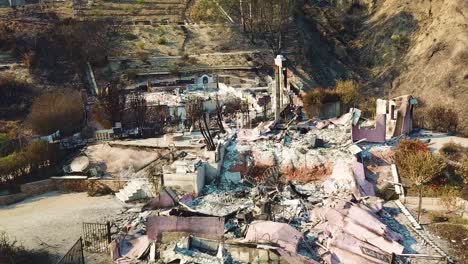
0, 191, 124, 262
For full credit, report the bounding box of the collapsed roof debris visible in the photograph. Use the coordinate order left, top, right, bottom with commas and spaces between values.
59, 53, 451, 264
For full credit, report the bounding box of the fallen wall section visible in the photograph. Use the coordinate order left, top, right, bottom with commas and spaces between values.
147, 216, 225, 241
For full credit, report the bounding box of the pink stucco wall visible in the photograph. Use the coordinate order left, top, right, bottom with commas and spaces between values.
353, 160, 375, 196
146, 216, 225, 241
400, 101, 413, 135
352, 115, 386, 143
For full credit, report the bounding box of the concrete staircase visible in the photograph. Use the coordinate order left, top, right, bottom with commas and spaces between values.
115, 180, 151, 203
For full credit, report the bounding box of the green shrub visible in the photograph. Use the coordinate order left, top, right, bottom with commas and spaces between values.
190, 0, 222, 22
136, 0, 144, 4
123, 32, 138, 41
359, 97, 377, 119
157, 37, 167, 45
181, 53, 190, 61
126, 70, 138, 81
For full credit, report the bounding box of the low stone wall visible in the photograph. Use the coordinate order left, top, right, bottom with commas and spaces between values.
20, 179, 56, 196
53, 178, 128, 193
403, 196, 468, 213
0, 178, 128, 206
0, 193, 29, 206
0, 179, 57, 206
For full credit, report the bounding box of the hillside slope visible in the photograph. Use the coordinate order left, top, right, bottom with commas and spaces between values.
371, 0, 467, 130
295, 0, 467, 132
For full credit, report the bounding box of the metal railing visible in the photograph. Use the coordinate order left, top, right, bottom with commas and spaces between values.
57, 237, 85, 264
82, 222, 111, 253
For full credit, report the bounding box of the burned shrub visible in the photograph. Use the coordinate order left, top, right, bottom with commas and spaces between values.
0, 75, 36, 118
426, 105, 459, 134
456, 154, 468, 184
87, 181, 113, 197
0, 232, 51, 264
27, 89, 85, 137
440, 142, 467, 162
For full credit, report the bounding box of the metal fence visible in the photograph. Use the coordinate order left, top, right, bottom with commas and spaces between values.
57, 237, 85, 264
82, 222, 111, 253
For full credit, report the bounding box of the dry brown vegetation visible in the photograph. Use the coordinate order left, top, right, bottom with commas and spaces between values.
0, 232, 51, 264
303, 80, 358, 117
27, 89, 85, 137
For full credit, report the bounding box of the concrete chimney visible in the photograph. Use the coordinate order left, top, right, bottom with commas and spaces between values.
274, 55, 286, 122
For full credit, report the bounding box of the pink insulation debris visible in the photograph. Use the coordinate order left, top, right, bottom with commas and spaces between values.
314, 201, 403, 263
276, 248, 321, 264
118, 235, 151, 260
353, 160, 375, 196
146, 216, 225, 241
329, 231, 392, 264
243, 221, 303, 252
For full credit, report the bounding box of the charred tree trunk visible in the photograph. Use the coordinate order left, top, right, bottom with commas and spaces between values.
198, 119, 211, 149
203, 113, 215, 150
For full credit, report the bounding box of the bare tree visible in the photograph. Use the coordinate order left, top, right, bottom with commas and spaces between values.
185, 96, 205, 128
257, 95, 271, 118
215, 94, 225, 133
240, 0, 293, 54
98, 82, 126, 126
129, 91, 147, 129
185, 96, 215, 150
147, 105, 169, 129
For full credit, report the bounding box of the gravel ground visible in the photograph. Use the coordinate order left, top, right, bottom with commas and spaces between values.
0, 191, 125, 263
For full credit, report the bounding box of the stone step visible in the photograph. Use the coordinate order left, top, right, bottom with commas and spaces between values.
115, 192, 129, 203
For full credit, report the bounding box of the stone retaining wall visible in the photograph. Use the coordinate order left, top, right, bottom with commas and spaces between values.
20, 179, 56, 196
0, 178, 128, 206
53, 178, 128, 193
0, 179, 57, 206
403, 196, 468, 217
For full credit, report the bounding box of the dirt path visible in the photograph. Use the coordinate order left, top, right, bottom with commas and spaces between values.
411, 130, 468, 152
0, 192, 124, 262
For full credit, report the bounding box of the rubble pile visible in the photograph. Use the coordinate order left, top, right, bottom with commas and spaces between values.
106, 112, 419, 264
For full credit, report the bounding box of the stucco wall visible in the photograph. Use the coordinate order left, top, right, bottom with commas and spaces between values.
352, 114, 386, 143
